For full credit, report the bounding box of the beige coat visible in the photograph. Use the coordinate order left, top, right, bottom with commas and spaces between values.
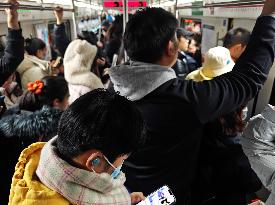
17, 55, 51, 90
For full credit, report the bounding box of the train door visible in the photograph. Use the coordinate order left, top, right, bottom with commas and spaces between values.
201, 17, 228, 54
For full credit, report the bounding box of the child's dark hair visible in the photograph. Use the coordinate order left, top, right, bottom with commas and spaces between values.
205, 106, 246, 137
57, 89, 146, 163
25, 38, 46, 56
19, 76, 68, 112
219, 106, 246, 135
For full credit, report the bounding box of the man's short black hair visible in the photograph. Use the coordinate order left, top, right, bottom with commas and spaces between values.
223, 27, 251, 49
57, 89, 146, 163
124, 7, 178, 63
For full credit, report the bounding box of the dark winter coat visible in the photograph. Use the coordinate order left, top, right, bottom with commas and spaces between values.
104, 38, 122, 66
0, 106, 63, 205
109, 16, 275, 205
195, 130, 262, 205
0, 29, 24, 86
172, 51, 198, 78
53, 23, 70, 57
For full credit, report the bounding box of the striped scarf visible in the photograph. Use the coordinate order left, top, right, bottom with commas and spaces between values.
36, 137, 131, 205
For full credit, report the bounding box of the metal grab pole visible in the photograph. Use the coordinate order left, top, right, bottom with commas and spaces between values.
123, 0, 128, 62
98, 12, 102, 42
122, 0, 128, 33
71, 0, 78, 39
0, 2, 73, 11
174, 0, 178, 16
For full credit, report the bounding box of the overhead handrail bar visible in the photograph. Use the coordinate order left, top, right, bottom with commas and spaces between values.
0, 3, 74, 12
204, 0, 264, 8
177, 0, 263, 9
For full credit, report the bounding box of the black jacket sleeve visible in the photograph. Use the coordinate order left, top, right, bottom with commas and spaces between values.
182, 15, 275, 123
0, 29, 24, 86
53, 23, 70, 57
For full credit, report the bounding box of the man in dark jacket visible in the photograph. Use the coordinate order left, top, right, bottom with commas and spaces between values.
172, 28, 198, 78
109, 1, 275, 204
53, 7, 70, 57
0, 0, 24, 86
0, 0, 24, 115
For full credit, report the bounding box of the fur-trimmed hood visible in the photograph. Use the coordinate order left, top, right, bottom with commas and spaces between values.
63, 40, 104, 104
0, 106, 62, 144
64, 39, 103, 90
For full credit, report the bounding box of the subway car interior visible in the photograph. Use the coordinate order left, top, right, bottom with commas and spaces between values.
0, 0, 275, 205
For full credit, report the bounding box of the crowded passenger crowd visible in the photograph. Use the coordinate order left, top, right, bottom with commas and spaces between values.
0, 0, 275, 205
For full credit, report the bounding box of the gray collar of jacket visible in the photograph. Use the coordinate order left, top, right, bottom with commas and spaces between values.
109, 61, 177, 101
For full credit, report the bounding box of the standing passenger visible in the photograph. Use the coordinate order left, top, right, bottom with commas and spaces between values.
223, 28, 251, 129
0, 0, 24, 87
109, 2, 275, 204
63, 39, 104, 104
53, 7, 70, 57
0, 0, 24, 202
17, 38, 52, 90
172, 28, 198, 78
223, 27, 251, 62
186, 47, 262, 205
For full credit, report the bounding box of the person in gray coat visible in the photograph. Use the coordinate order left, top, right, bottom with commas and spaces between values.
241, 105, 275, 205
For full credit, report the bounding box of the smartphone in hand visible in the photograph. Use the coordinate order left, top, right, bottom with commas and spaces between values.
137, 185, 176, 205
52, 56, 62, 68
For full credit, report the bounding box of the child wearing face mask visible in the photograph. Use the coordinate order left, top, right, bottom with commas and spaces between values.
9, 89, 146, 205
17, 38, 54, 90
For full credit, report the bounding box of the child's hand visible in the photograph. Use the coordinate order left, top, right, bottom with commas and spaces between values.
130, 192, 145, 205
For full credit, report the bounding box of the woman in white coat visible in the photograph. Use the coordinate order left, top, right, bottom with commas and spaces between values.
64, 39, 104, 104
17, 38, 52, 90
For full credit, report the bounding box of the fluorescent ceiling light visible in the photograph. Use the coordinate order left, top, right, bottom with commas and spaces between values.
42, 0, 72, 5
74, 1, 103, 10
151, 1, 175, 7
